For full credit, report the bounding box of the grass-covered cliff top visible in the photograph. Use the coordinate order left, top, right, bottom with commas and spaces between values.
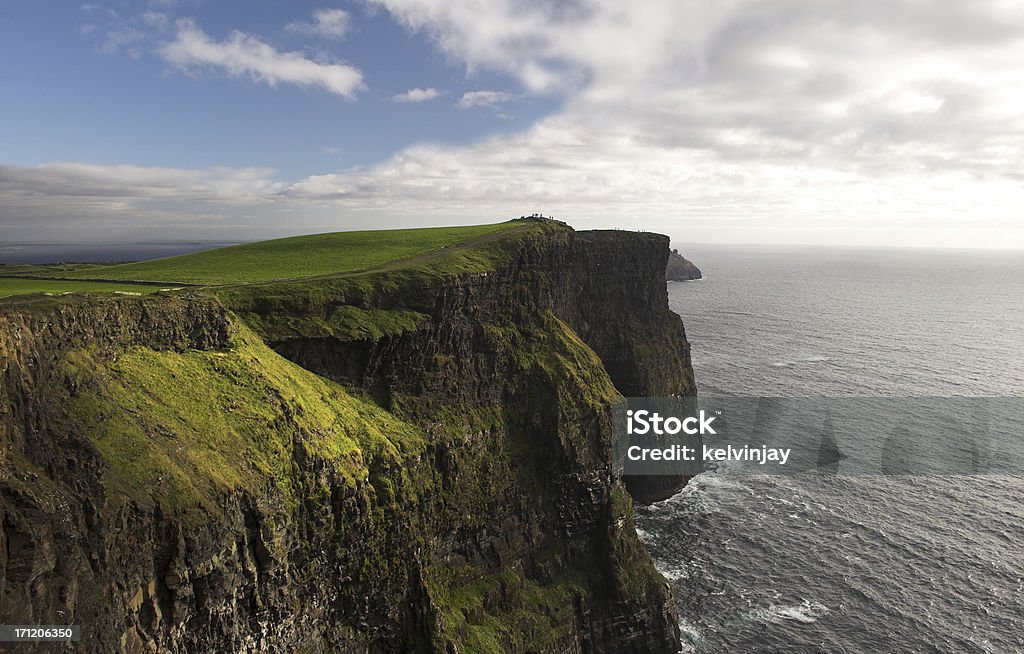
60, 222, 519, 284
0, 219, 563, 302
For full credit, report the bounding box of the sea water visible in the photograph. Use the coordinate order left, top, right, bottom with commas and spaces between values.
639, 245, 1024, 653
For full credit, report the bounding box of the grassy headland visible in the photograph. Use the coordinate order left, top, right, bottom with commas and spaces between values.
0, 219, 567, 323
0, 221, 554, 304
49, 222, 518, 285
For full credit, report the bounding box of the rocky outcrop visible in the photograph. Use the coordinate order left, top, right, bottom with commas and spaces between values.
665, 249, 702, 281
0, 222, 695, 652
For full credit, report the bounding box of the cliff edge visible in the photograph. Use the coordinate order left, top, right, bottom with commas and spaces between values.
0, 219, 694, 653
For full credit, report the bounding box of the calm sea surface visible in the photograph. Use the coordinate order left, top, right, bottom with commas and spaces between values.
640, 246, 1024, 653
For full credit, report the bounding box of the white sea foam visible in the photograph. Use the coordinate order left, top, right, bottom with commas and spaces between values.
653, 559, 692, 582
676, 616, 704, 654
752, 600, 830, 625
769, 355, 829, 368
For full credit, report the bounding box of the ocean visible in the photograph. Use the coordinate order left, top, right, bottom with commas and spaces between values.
638, 245, 1024, 653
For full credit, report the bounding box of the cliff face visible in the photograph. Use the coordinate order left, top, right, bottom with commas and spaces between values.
0, 223, 694, 653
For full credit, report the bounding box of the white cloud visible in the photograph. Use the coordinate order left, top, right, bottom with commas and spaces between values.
287, 8, 350, 40
159, 19, 363, 98
458, 90, 515, 109
28, 0, 1024, 248
366, 0, 1024, 173
338, 0, 1024, 246
393, 87, 441, 102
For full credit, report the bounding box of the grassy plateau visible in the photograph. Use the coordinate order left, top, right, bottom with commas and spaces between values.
47, 222, 518, 285
0, 221, 538, 302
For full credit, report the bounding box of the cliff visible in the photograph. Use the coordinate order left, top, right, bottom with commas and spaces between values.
665, 250, 702, 282
0, 220, 695, 653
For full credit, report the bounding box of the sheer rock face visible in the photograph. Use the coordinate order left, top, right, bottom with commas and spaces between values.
0, 225, 695, 653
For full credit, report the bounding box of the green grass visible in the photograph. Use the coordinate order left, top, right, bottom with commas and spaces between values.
0, 278, 168, 299
427, 565, 588, 653
210, 218, 569, 341
53, 222, 519, 285
62, 319, 426, 516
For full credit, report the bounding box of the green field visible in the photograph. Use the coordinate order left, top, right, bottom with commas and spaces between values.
52, 222, 519, 286
0, 278, 167, 299
0, 220, 552, 301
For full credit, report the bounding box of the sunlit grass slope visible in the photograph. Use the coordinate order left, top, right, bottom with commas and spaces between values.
57, 222, 517, 285
62, 321, 426, 516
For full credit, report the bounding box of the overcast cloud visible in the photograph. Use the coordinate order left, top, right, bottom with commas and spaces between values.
5, 0, 1024, 247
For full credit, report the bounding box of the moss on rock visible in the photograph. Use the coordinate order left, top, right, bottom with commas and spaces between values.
62, 319, 425, 518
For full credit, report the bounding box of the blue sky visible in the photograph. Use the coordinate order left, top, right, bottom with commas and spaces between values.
3, 1, 1024, 248
0, 1, 557, 177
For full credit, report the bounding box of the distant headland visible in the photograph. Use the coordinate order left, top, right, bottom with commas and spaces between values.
666, 248, 703, 281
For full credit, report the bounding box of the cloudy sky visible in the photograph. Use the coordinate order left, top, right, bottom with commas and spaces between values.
3, 0, 1024, 248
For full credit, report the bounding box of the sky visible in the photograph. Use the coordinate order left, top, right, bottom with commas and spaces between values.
2, 0, 1024, 248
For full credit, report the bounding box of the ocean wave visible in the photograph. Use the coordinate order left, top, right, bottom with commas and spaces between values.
676, 616, 704, 654
749, 599, 830, 625
768, 355, 831, 368
653, 559, 693, 583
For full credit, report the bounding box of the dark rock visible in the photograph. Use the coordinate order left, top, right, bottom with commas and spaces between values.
665, 249, 702, 281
